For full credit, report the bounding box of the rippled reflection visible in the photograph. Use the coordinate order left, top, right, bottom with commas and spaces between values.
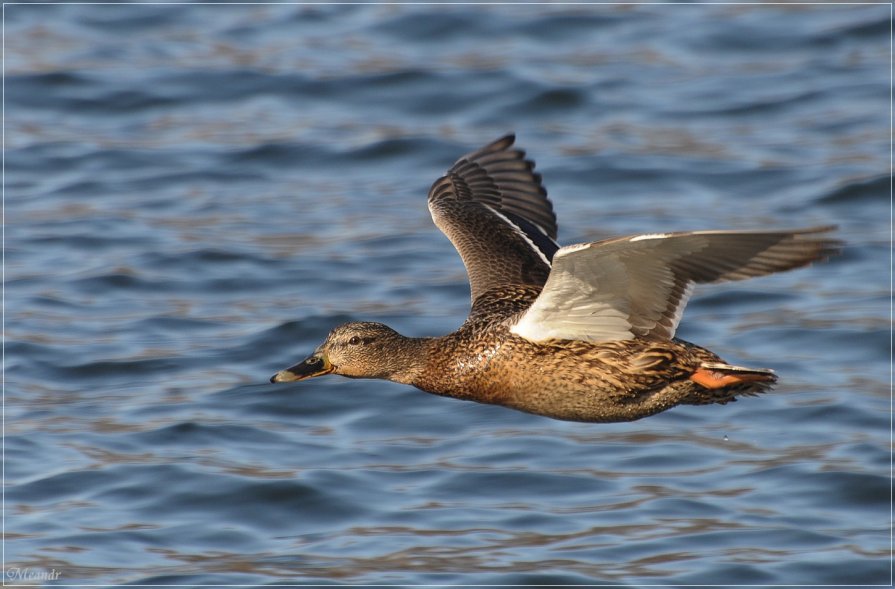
5, 3, 888, 586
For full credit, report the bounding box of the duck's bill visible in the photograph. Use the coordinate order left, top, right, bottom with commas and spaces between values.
270, 354, 332, 383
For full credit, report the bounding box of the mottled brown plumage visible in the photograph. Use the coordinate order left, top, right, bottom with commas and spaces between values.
271, 135, 839, 423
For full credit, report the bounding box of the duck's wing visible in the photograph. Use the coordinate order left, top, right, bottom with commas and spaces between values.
428, 134, 559, 305
510, 227, 840, 343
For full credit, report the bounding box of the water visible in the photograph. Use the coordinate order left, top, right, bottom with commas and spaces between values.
6, 4, 889, 586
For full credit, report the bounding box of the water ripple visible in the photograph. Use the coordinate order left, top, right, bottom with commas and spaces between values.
6, 3, 888, 586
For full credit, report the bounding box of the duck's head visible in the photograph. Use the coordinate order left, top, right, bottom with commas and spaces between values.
270, 321, 408, 383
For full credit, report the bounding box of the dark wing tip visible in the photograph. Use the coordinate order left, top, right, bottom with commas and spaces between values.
791, 224, 838, 237
695, 225, 844, 283
790, 225, 843, 260
489, 133, 516, 150
462, 133, 517, 160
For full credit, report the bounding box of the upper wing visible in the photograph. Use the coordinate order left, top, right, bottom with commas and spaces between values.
427, 134, 560, 305
510, 227, 841, 343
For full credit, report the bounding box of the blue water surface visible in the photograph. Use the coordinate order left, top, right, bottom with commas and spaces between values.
5, 4, 890, 586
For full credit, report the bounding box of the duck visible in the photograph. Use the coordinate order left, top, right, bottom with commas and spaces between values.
270, 134, 839, 423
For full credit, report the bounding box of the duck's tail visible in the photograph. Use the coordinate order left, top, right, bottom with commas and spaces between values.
683, 362, 777, 404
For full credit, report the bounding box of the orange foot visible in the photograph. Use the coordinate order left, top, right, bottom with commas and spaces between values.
689, 368, 774, 389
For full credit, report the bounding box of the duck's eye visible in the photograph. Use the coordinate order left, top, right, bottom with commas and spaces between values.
348, 336, 361, 345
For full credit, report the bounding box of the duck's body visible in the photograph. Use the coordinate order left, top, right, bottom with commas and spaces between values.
416, 330, 734, 423
431, 335, 745, 423
271, 135, 838, 423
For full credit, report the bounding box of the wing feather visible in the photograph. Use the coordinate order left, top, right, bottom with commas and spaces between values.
427, 134, 559, 305
511, 227, 840, 343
